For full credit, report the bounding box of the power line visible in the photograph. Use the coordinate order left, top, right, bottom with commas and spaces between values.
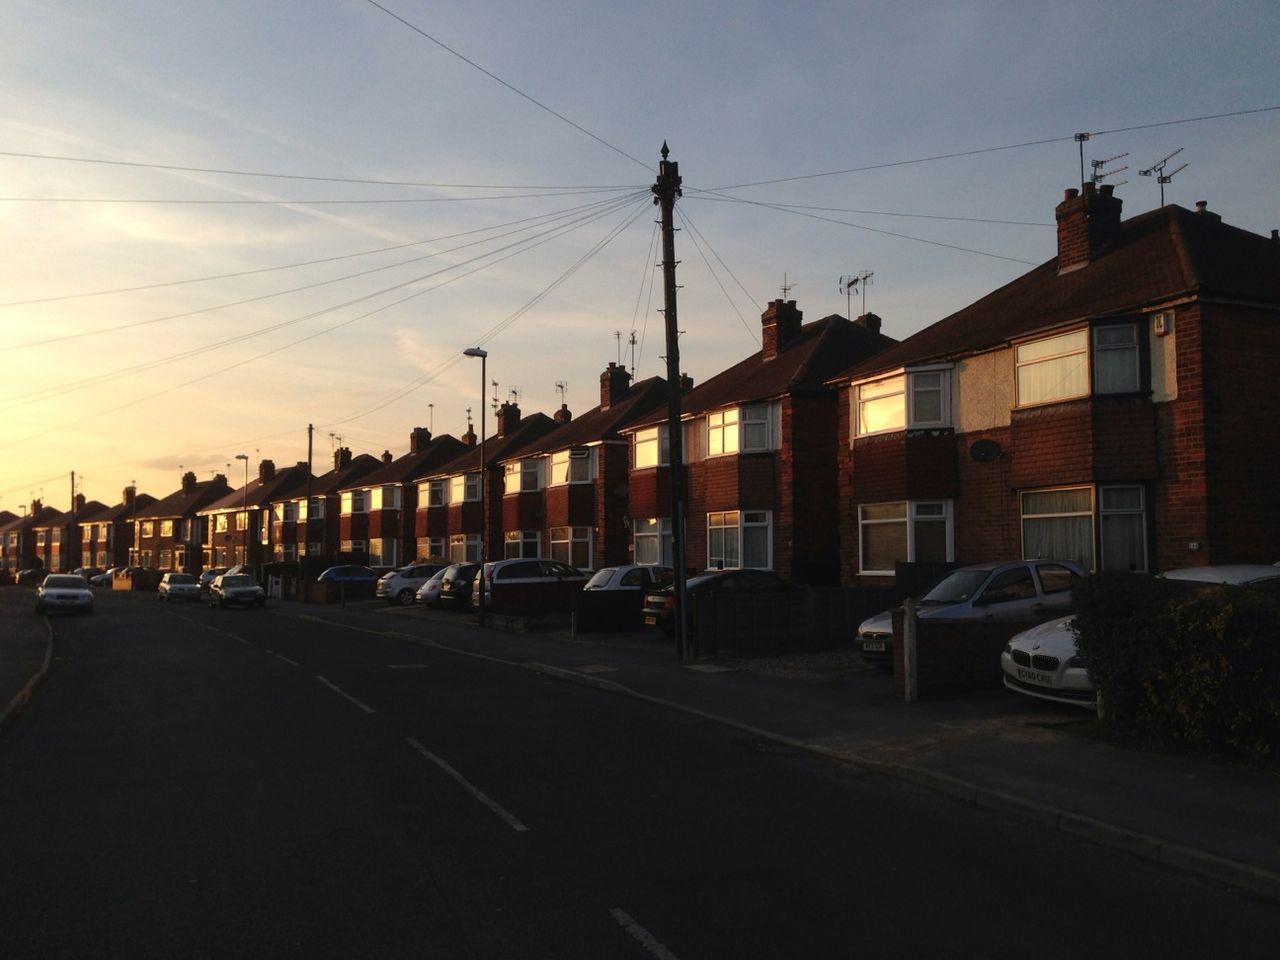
0, 149, 636, 190
360, 0, 651, 173
676, 208, 759, 344
686, 194, 1053, 227
0, 186, 633, 205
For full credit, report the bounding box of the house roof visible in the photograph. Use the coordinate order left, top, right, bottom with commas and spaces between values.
341, 434, 470, 491
135, 477, 233, 520
838, 202, 1280, 382
417, 413, 560, 480
22, 505, 68, 531
93, 493, 158, 522
202, 462, 315, 514
309, 453, 385, 497
499, 376, 670, 463
630, 314, 895, 431
72, 500, 112, 523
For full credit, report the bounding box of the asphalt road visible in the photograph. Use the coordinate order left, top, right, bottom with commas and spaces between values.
2, 591, 1276, 958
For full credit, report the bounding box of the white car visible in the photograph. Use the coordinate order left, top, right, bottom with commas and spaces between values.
856, 560, 1086, 667
1161, 565, 1280, 588
1001, 617, 1094, 708
158, 572, 201, 601
583, 565, 674, 592
35, 574, 94, 616
378, 563, 447, 605
414, 567, 448, 607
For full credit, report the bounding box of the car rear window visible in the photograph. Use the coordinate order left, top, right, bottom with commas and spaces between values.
222, 575, 254, 587
168, 574, 196, 584
46, 576, 86, 588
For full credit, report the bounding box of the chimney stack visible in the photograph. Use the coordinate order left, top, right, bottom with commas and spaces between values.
761, 299, 803, 360
462, 425, 477, 448
74, 493, 86, 511
1055, 182, 1123, 273
381, 450, 393, 465
1194, 200, 1222, 223
258, 459, 276, 482
679, 373, 695, 394
554, 404, 572, 424
123, 485, 136, 508
855, 312, 883, 335
496, 401, 521, 438
600, 362, 632, 409
181, 471, 197, 494
409, 426, 432, 453
333, 446, 352, 472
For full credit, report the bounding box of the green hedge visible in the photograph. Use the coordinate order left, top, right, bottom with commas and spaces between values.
1075, 573, 1280, 757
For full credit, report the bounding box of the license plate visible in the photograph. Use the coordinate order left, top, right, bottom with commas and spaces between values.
644, 615, 659, 626
862, 641, 887, 652
1016, 667, 1054, 685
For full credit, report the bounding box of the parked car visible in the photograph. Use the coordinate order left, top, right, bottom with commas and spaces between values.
377, 562, 447, 605
316, 564, 378, 583
643, 568, 795, 635
1001, 564, 1280, 710
72, 567, 104, 582
472, 558, 589, 609
17, 568, 47, 586
436, 562, 481, 610
158, 572, 201, 601
208, 573, 266, 609
35, 574, 94, 615
89, 567, 120, 587
584, 564, 674, 593
413, 567, 449, 607
198, 567, 229, 593
856, 559, 1087, 668
224, 564, 262, 583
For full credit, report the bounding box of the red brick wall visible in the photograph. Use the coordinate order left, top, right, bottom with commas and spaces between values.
1152, 304, 1208, 569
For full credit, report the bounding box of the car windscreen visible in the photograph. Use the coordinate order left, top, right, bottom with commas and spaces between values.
584, 569, 616, 589
46, 576, 87, 588
167, 574, 196, 584
920, 568, 992, 604
222, 575, 254, 587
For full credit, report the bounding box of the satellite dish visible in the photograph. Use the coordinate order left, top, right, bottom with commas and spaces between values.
970, 439, 1002, 463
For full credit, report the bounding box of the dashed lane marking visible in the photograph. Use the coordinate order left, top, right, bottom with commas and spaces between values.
406, 736, 528, 833
315, 675, 376, 714
609, 908, 682, 960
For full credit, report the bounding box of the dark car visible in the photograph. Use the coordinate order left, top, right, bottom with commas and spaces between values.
643, 568, 795, 634
198, 567, 229, 593
435, 562, 481, 610
209, 573, 266, 609
316, 564, 379, 583
17, 568, 47, 586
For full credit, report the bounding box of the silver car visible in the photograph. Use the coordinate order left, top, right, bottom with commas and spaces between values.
35, 574, 94, 615
158, 572, 201, 601
857, 560, 1086, 667
378, 563, 447, 605
1001, 617, 1094, 708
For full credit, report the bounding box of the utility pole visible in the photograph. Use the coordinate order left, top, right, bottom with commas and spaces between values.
652, 142, 691, 662
304, 423, 313, 603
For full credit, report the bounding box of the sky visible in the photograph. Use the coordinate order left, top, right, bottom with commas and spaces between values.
2, 0, 1277, 513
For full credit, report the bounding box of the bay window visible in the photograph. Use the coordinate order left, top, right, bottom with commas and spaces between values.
449, 534, 481, 563
1017, 321, 1143, 406
858, 500, 953, 575
450, 473, 481, 503
550, 448, 593, 485
633, 425, 669, 469
1020, 487, 1094, 569
551, 526, 591, 568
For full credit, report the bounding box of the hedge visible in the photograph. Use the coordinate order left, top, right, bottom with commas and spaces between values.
1075, 572, 1280, 757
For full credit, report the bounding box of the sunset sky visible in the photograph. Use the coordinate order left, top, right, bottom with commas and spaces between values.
2, 0, 1277, 512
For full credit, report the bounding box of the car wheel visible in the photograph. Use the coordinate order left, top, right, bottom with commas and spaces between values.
396, 588, 415, 605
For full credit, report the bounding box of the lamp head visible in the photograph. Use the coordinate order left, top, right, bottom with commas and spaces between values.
463, 347, 488, 359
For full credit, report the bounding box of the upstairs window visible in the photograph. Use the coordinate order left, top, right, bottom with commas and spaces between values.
504, 460, 543, 495
550, 448, 592, 485
740, 404, 772, 451
1093, 324, 1141, 394
707, 408, 740, 456
427, 480, 447, 507
340, 490, 366, 515
856, 374, 906, 436
450, 473, 481, 503
141, 521, 155, 538
160, 520, 174, 538
1016, 322, 1143, 407
634, 425, 669, 468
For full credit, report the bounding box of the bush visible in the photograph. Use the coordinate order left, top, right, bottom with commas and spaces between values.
1075, 573, 1280, 757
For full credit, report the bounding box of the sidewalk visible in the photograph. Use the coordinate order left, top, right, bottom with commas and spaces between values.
0, 589, 53, 736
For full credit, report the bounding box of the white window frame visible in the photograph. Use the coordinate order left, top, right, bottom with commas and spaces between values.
633, 425, 669, 468
633, 517, 672, 566
1020, 486, 1095, 570
160, 520, 174, 538
450, 473, 481, 503
707, 408, 740, 457
1100, 484, 1148, 573
549, 448, 593, 486
1015, 329, 1089, 407
907, 367, 952, 429
857, 500, 954, 576
503, 530, 541, 559
141, 521, 155, 538
1093, 323, 1141, 395
740, 403, 772, 452
426, 480, 447, 507
449, 534, 481, 563
854, 373, 907, 437
706, 510, 774, 571
550, 526, 592, 568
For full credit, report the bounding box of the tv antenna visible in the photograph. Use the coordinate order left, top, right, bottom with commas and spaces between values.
465, 407, 472, 430
780, 273, 796, 300
628, 331, 637, 376
490, 379, 500, 413
1139, 148, 1187, 207
329, 432, 343, 451
508, 386, 522, 407
839, 271, 874, 318
555, 381, 568, 406
1090, 152, 1128, 186
428, 402, 434, 432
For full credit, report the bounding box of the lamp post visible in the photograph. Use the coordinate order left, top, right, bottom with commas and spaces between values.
463, 347, 488, 627
235, 453, 249, 566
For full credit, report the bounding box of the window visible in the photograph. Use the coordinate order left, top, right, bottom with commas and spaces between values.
1016, 330, 1088, 405
855, 374, 905, 436
1093, 324, 1141, 394
416, 537, 447, 560
450, 473, 481, 503
369, 485, 401, 511
633, 517, 672, 566
260, 510, 270, 544
51, 528, 61, 544
1100, 485, 1147, 572
634, 426, 669, 468
159, 549, 173, 570
160, 520, 173, 538
504, 530, 540, 559
707, 408, 740, 456
341, 490, 366, 515
215, 514, 228, 533
278, 544, 297, 562
449, 534, 481, 563
858, 501, 953, 575
427, 480, 447, 507
504, 460, 543, 495
141, 521, 155, 538
741, 404, 771, 451
278, 502, 298, 523
369, 538, 398, 566
550, 526, 591, 568
237, 511, 249, 532
707, 510, 773, 570
909, 370, 949, 427
1021, 487, 1094, 569
550, 449, 593, 485
36, 531, 46, 547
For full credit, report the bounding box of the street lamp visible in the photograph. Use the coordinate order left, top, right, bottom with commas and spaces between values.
463, 347, 488, 627
235, 453, 249, 565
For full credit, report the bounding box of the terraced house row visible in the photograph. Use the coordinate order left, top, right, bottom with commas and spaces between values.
4, 186, 1278, 584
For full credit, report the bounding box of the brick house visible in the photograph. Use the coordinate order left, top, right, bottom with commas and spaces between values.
269, 447, 384, 562
834, 184, 1280, 583
3, 500, 69, 572
491, 364, 670, 569
0, 510, 17, 572
198, 459, 313, 568
76, 487, 156, 570
336, 428, 467, 568
414, 405, 558, 566
624, 300, 896, 584
132, 472, 232, 572
27, 502, 76, 572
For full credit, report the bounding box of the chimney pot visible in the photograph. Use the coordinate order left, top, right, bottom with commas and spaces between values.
554, 403, 573, 424
409, 426, 432, 453
855, 312, 883, 335
381, 450, 393, 465
1271, 229, 1279, 243
600, 362, 632, 409
1055, 183, 1123, 273
258, 459, 276, 482
182, 471, 197, 494
761, 299, 803, 360
679, 373, 694, 394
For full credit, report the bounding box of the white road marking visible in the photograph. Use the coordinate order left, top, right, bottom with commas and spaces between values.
386, 663, 431, 669
405, 737, 529, 833
315, 675, 376, 714
266, 650, 300, 667
226, 634, 249, 645
609, 908, 682, 960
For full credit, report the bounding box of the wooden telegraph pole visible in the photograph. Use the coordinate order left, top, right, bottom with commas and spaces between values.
652, 143, 691, 661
